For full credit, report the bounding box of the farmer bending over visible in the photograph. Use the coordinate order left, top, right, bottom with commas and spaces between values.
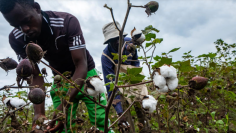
0, 0, 111, 132
102, 21, 148, 132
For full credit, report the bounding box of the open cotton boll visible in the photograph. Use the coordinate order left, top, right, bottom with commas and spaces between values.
153, 72, 166, 89
87, 88, 99, 97
167, 78, 178, 91
157, 85, 169, 93
9, 97, 26, 108
160, 65, 177, 79
90, 77, 106, 94
142, 95, 158, 113
3, 98, 11, 106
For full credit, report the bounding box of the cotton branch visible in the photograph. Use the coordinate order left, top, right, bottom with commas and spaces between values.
116, 81, 152, 88
104, 1, 132, 132
108, 100, 138, 129
104, 4, 120, 32
0, 84, 36, 91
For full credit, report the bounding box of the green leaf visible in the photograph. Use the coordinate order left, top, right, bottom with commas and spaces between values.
129, 74, 145, 84
106, 74, 116, 80
111, 53, 119, 61
44, 83, 52, 87
146, 42, 153, 48
159, 94, 166, 99
127, 67, 143, 76
168, 47, 181, 54
211, 111, 216, 120
209, 62, 216, 68
153, 55, 161, 61
216, 120, 224, 125
145, 33, 156, 41
153, 57, 172, 68
152, 38, 163, 44
179, 60, 193, 72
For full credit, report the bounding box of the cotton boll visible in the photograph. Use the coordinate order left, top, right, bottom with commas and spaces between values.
169, 66, 177, 78
160, 65, 177, 79
90, 77, 106, 94
9, 97, 26, 108
157, 85, 169, 93
87, 88, 99, 97
35, 125, 40, 129
142, 95, 158, 113
153, 72, 166, 89
167, 78, 178, 91
3, 98, 11, 106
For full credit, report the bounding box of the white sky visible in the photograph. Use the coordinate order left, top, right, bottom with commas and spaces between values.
0, 0, 236, 105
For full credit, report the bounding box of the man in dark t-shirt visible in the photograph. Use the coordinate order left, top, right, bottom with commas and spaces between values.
0, 0, 110, 132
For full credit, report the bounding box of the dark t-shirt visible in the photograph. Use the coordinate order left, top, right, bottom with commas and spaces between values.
9, 11, 95, 75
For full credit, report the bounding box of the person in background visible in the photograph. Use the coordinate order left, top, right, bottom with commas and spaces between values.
101, 21, 140, 131
0, 0, 111, 132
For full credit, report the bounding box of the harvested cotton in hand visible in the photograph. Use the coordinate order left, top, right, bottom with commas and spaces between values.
86, 76, 105, 97
142, 95, 158, 113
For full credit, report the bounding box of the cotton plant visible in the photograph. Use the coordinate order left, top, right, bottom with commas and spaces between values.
85, 76, 106, 98
153, 65, 178, 93
142, 95, 158, 113
4, 97, 26, 109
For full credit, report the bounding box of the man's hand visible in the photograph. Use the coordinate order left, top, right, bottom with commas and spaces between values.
118, 113, 130, 133
46, 104, 65, 133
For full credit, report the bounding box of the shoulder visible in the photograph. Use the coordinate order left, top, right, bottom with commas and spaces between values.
124, 37, 132, 41
45, 11, 79, 28
9, 29, 25, 47
9, 29, 24, 42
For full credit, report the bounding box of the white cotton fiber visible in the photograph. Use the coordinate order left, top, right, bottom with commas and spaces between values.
153, 72, 166, 89
9, 97, 26, 108
166, 78, 178, 91
3, 98, 11, 106
87, 88, 99, 97
160, 65, 177, 79
142, 95, 158, 113
90, 77, 106, 94
157, 85, 169, 93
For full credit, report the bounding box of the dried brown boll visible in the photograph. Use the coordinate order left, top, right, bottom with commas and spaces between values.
16, 59, 33, 78
26, 42, 46, 64
41, 68, 47, 76
189, 76, 208, 90
28, 88, 45, 104
144, 1, 159, 17
0, 57, 18, 73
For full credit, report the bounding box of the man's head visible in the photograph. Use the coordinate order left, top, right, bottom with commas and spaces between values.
0, 0, 42, 39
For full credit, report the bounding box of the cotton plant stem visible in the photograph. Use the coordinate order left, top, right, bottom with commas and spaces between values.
177, 88, 180, 133
141, 45, 151, 76
40, 60, 106, 108
116, 80, 152, 88
104, 1, 131, 133
0, 86, 36, 91
108, 101, 136, 129
95, 103, 97, 133
70, 103, 73, 133
131, 5, 145, 8
103, 4, 120, 32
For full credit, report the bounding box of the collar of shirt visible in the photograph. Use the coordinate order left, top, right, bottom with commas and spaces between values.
23, 11, 53, 43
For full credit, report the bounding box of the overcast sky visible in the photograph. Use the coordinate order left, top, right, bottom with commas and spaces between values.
0, 0, 236, 105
